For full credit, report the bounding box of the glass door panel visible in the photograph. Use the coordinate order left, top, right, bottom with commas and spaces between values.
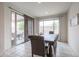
28, 20, 33, 35
44, 20, 54, 34
16, 14, 24, 45
53, 20, 59, 34
39, 20, 59, 35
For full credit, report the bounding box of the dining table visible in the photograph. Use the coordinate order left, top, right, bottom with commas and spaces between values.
41, 34, 58, 57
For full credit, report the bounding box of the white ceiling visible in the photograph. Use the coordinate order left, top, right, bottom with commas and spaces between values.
9, 2, 72, 18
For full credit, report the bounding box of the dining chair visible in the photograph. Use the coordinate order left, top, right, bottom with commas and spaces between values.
47, 35, 59, 57
28, 35, 48, 57
49, 31, 54, 34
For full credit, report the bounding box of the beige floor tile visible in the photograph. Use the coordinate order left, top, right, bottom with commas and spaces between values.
0, 41, 77, 57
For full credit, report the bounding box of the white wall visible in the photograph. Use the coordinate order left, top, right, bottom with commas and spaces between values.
4, 5, 11, 50
0, 3, 5, 52
0, 3, 11, 52
34, 18, 39, 35
59, 14, 68, 43
68, 3, 79, 55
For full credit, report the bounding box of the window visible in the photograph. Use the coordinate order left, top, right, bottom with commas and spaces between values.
44, 20, 54, 34
39, 19, 59, 35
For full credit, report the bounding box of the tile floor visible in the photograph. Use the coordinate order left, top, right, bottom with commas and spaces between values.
0, 41, 78, 57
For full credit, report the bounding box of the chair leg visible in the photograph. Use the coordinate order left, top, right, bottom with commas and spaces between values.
45, 46, 49, 56
49, 44, 53, 57
43, 55, 45, 57
32, 53, 33, 57
53, 42, 57, 57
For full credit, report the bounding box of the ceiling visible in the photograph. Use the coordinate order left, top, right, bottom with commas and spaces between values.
8, 2, 72, 18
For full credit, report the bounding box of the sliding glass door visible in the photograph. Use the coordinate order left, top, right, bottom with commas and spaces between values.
39, 19, 59, 35
16, 14, 24, 45
11, 12, 24, 46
